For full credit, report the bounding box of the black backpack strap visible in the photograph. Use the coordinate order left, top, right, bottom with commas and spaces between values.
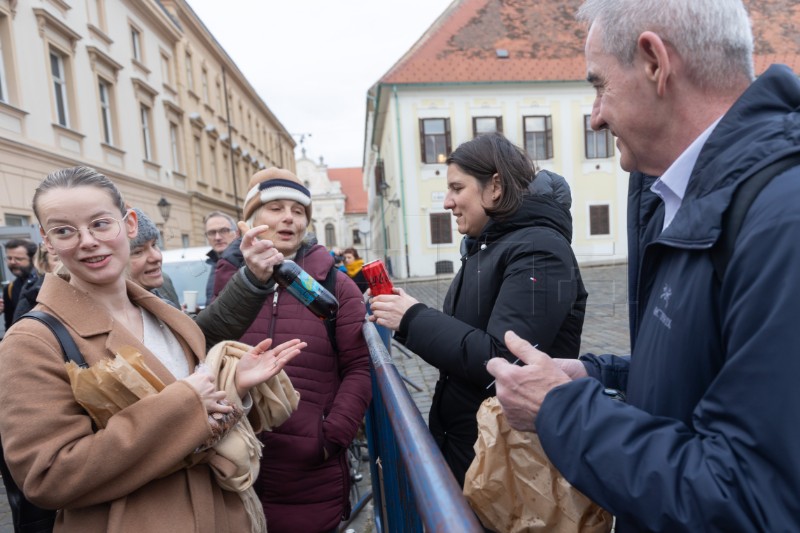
711, 153, 800, 282
21, 311, 88, 368
322, 267, 339, 354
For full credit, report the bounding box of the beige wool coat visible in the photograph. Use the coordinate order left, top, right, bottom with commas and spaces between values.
0, 274, 258, 532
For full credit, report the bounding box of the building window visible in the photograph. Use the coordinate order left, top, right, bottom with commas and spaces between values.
352, 229, 361, 245
215, 80, 222, 113
419, 118, 451, 164
4, 214, 29, 226
435, 260, 454, 275
160, 52, 173, 86
131, 26, 142, 62
523, 115, 553, 160
325, 223, 336, 247
201, 68, 209, 103
209, 144, 218, 186
98, 79, 114, 144
193, 136, 203, 181
140, 104, 153, 160
473, 116, 502, 137
169, 122, 183, 172
222, 151, 229, 184
185, 52, 194, 92
88, 0, 107, 33
181, 234, 190, 248
430, 212, 452, 244
589, 204, 610, 235
50, 50, 69, 127
585, 115, 614, 159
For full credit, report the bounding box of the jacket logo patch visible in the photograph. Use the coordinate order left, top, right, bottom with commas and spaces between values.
659, 283, 672, 308
653, 306, 672, 329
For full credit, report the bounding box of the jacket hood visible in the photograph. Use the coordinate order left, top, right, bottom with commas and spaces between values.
529, 169, 573, 210
662, 64, 800, 248
461, 170, 574, 255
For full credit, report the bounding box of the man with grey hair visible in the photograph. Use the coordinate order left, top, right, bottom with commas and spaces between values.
488, 1, 800, 530
203, 210, 238, 303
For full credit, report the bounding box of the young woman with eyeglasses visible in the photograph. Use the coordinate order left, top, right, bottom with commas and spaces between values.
0, 166, 306, 532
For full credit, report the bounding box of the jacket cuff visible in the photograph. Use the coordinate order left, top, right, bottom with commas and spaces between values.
397, 303, 429, 342
240, 266, 275, 292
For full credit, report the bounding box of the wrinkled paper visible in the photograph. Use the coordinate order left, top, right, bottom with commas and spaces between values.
65, 346, 165, 428
463, 397, 613, 533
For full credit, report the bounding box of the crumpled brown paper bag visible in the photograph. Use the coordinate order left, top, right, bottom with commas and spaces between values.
66, 346, 165, 428
463, 397, 613, 533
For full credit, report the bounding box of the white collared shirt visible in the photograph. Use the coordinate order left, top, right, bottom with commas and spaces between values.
651, 117, 723, 230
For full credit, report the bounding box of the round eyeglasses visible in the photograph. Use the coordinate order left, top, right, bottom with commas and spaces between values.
44, 211, 131, 251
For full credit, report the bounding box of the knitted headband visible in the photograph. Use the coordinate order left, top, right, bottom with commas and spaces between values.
242, 167, 312, 223
130, 208, 161, 249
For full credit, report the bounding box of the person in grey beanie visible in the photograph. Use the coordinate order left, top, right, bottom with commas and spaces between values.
128, 208, 181, 308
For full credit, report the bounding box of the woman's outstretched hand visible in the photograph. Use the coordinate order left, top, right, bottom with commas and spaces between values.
234, 337, 306, 398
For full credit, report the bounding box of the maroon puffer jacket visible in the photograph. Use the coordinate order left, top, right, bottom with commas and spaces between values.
214, 242, 371, 533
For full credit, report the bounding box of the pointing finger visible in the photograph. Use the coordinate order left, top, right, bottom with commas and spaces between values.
504, 330, 546, 366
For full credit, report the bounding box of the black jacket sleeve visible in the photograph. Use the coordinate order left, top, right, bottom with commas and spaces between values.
401, 247, 581, 388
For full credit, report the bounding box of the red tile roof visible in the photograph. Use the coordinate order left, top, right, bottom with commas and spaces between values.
329, 167, 367, 214
380, 0, 800, 85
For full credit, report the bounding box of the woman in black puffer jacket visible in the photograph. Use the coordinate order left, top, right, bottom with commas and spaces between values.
370, 133, 587, 486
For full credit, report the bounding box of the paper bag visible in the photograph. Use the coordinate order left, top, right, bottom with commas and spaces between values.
463, 397, 613, 533
66, 347, 166, 428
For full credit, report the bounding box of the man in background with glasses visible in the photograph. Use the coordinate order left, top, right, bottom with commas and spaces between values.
203, 211, 238, 305
2, 239, 39, 333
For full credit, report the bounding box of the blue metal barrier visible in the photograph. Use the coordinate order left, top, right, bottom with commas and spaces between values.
362, 320, 483, 533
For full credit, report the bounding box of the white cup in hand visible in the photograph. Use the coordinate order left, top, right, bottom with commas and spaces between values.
183, 290, 198, 312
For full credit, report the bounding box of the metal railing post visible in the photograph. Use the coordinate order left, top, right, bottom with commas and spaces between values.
362, 320, 483, 532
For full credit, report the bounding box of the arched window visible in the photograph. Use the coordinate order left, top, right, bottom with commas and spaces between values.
325, 223, 336, 247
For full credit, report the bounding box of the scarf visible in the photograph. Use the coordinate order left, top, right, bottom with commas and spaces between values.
345, 258, 364, 278
203, 340, 300, 533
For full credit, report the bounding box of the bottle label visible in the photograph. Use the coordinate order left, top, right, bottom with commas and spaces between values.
286, 270, 320, 306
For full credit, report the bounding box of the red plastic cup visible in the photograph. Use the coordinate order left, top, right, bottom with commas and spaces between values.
362, 259, 394, 296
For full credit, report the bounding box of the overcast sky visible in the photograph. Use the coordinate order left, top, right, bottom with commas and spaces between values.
186, 0, 455, 169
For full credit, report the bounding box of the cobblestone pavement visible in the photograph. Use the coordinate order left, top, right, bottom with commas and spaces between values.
0, 262, 630, 533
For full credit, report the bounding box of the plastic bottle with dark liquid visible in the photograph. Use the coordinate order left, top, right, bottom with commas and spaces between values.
272, 260, 339, 320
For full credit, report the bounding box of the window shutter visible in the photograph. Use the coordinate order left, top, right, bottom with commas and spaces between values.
419, 119, 426, 163
374, 158, 385, 192
444, 118, 452, 157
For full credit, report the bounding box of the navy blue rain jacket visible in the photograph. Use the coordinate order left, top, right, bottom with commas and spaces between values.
537, 65, 800, 532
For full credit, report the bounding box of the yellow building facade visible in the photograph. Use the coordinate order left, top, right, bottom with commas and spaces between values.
0, 0, 294, 250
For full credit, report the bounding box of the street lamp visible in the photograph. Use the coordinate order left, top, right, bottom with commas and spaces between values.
157, 197, 172, 224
